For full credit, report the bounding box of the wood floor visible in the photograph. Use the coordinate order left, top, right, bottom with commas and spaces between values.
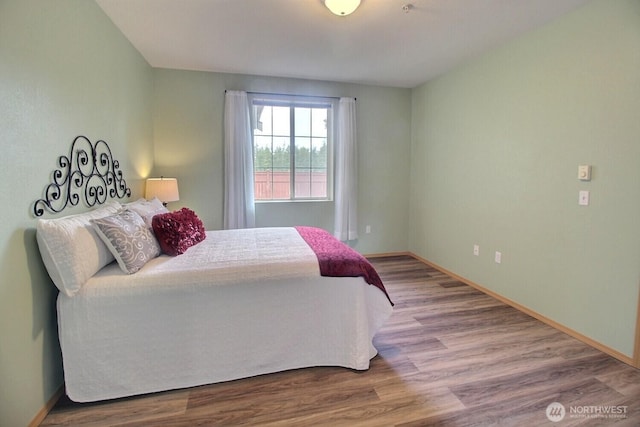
41, 255, 640, 426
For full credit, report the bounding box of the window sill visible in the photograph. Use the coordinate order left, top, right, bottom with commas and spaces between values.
255, 199, 333, 204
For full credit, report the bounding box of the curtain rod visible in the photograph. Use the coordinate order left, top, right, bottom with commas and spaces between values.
225, 90, 355, 101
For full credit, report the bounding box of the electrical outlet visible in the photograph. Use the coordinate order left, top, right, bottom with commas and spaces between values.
579, 190, 590, 206
365, 225, 371, 234
495, 251, 502, 264
473, 244, 479, 256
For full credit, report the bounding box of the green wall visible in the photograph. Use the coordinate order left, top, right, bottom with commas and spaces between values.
153, 70, 412, 254
3, 0, 638, 424
0, 1, 154, 425
409, 0, 640, 357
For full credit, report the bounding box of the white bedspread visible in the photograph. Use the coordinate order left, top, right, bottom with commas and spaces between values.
82, 227, 320, 296
57, 227, 393, 402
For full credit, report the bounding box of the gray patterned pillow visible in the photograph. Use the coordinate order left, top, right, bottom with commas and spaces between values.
91, 210, 161, 274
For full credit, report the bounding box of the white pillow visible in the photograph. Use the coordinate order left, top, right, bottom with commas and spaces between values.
91, 210, 161, 274
124, 197, 169, 227
36, 201, 122, 297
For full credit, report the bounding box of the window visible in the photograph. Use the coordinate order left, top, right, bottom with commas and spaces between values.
250, 95, 334, 201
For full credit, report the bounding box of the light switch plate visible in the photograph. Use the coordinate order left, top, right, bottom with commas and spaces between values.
578, 165, 591, 181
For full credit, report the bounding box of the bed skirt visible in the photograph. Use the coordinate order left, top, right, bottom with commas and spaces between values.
57, 274, 392, 402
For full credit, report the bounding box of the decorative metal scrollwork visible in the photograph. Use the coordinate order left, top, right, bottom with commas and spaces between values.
33, 135, 131, 217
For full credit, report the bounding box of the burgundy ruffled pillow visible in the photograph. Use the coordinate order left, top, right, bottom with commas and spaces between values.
151, 208, 206, 256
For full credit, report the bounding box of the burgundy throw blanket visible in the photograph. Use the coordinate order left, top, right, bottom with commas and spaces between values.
295, 226, 393, 306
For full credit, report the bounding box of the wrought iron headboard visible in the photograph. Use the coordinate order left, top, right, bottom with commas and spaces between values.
33, 135, 131, 217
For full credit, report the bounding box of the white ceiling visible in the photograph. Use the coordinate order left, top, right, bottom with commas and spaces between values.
96, 0, 591, 88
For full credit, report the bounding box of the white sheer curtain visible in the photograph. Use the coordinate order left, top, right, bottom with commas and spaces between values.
334, 97, 358, 241
223, 90, 255, 229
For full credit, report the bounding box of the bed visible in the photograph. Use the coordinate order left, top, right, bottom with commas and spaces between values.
36, 198, 393, 402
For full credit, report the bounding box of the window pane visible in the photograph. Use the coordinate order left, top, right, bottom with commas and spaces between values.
254, 134, 271, 149
254, 135, 272, 169
272, 136, 289, 171
295, 107, 311, 137
272, 169, 290, 199
295, 170, 311, 198
311, 108, 327, 137
254, 105, 270, 134
254, 135, 272, 200
295, 137, 311, 168
311, 168, 327, 198
295, 136, 311, 198
311, 137, 327, 168
272, 106, 290, 136
254, 171, 272, 200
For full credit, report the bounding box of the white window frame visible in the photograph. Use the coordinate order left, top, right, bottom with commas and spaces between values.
249, 94, 336, 202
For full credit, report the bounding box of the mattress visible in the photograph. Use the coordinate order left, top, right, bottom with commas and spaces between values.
57, 227, 393, 402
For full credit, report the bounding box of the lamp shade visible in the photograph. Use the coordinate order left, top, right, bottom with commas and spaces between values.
324, 0, 361, 16
145, 177, 180, 203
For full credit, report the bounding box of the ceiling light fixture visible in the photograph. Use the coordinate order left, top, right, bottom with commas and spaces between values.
324, 0, 361, 16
